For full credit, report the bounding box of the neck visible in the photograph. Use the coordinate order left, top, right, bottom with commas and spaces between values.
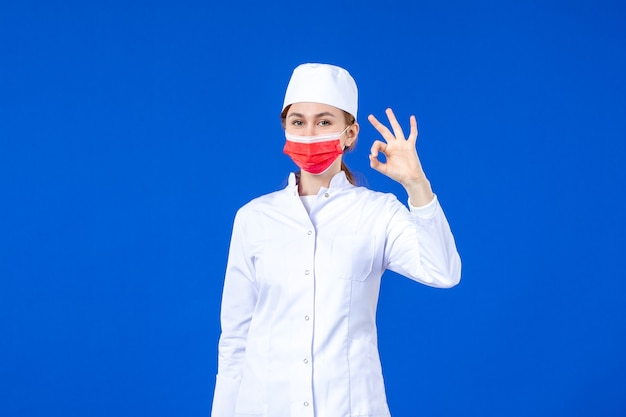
298, 159, 342, 196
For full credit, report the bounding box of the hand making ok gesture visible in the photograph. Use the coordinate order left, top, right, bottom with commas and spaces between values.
368, 108, 435, 207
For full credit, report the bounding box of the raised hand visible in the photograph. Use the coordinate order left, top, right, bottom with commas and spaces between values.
368, 108, 434, 206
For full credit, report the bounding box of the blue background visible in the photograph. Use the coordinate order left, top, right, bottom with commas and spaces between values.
1, 0, 625, 416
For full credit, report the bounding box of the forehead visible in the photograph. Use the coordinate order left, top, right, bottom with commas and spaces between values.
287, 102, 342, 117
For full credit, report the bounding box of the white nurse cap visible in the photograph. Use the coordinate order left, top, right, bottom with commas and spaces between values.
282, 63, 358, 119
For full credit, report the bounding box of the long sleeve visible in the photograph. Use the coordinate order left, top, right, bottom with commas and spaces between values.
384, 194, 461, 288
211, 210, 258, 417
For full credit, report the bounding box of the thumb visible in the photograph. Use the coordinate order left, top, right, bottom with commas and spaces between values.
369, 154, 386, 173
370, 140, 387, 173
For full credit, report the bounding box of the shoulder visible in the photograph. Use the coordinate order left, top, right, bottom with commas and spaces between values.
351, 185, 403, 206
342, 185, 408, 220
236, 188, 290, 218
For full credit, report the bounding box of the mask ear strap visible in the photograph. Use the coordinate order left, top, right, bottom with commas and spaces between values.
343, 124, 356, 149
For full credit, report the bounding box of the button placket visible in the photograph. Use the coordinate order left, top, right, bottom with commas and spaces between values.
293, 224, 314, 417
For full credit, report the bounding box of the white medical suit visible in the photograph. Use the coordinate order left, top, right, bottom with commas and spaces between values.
212, 171, 461, 417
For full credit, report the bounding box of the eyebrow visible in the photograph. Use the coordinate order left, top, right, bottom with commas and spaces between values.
287, 112, 337, 118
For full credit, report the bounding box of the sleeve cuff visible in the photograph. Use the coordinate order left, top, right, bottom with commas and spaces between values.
408, 194, 438, 219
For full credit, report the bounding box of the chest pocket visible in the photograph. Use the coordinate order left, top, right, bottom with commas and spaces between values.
331, 233, 377, 281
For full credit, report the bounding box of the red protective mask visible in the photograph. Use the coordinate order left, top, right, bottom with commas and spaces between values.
283, 126, 350, 175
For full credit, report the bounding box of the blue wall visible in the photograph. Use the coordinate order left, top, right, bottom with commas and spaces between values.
1, 1, 625, 416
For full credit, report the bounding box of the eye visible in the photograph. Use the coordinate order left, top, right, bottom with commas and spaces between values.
291, 120, 304, 126
318, 120, 331, 126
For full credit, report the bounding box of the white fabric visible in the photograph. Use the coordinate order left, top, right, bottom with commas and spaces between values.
211, 171, 461, 417
283, 63, 358, 119
299, 195, 316, 214
408, 195, 439, 218
285, 125, 351, 144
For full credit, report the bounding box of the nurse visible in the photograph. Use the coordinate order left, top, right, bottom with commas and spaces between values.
212, 63, 461, 417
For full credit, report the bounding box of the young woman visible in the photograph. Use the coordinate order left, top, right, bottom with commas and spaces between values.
211, 63, 461, 417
